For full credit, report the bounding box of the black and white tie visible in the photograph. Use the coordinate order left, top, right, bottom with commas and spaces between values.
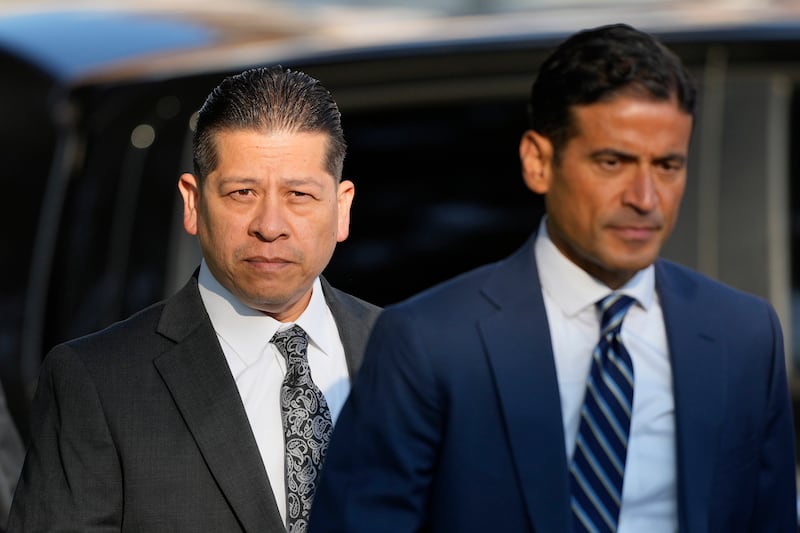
271, 325, 332, 533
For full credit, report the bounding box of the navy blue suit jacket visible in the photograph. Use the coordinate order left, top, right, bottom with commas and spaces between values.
310, 234, 797, 532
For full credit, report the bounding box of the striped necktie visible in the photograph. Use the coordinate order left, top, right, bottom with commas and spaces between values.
271, 325, 333, 533
569, 293, 636, 533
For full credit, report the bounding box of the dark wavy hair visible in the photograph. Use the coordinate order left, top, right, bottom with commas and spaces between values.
529, 23, 697, 158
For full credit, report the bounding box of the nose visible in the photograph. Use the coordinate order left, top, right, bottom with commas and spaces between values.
622, 166, 658, 213
249, 196, 289, 242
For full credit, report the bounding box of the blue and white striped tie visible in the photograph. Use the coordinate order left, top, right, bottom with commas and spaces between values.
569, 293, 636, 533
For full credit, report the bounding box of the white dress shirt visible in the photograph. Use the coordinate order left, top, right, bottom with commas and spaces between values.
197, 261, 350, 525
534, 220, 678, 532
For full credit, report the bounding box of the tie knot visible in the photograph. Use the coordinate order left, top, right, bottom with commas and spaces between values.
270, 324, 309, 365
597, 293, 635, 336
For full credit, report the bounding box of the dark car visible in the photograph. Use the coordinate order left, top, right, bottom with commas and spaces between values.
3, 1, 800, 450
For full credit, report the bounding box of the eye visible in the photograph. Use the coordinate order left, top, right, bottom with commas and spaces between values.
596, 155, 622, 171
227, 188, 256, 202
656, 158, 685, 174
288, 190, 317, 201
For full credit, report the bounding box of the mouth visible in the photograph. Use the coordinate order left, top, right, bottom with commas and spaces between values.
610, 225, 660, 242
244, 256, 293, 271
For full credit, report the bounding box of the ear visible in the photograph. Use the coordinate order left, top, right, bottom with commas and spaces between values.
336, 179, 355, 242
178, 173, 200, 236
519, 129, 554, 194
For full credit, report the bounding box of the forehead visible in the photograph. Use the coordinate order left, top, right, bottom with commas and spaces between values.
212, 129, 329, 164
203, 129, 335, 187
213, 127, 329, 151
568, 95, 693, 151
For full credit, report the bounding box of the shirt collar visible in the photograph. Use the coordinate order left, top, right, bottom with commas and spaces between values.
197, 261, 334, 364
294, 277, 338, 359
534, 217, 655, 317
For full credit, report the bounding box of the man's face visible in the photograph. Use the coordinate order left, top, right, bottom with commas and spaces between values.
179, 129, 354, 322
521, 94, 693, 288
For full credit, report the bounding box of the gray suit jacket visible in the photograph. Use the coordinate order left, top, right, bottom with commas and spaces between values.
0, 381, 24, 532
9, 274, 381, 532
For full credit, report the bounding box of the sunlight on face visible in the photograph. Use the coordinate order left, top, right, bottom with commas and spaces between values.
180, 129, 354, 321
527, 95, 692, 288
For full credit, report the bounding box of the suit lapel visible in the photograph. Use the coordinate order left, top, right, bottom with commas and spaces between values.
153, 277, 285, 533
477, 250, 726, 531
320, 276, 379, 380
656, 262, 725, 532
478, 238, 571, 533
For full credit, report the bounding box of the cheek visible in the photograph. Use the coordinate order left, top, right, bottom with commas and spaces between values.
198, 208, 243, 247
296, 211, 338, 244
554, 183, 601, 227
316, 202, 343, 239
659, 182, 686, 221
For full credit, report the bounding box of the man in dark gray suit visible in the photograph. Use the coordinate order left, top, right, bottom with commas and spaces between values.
0, 381, 23, 532
9, 66, 381, 532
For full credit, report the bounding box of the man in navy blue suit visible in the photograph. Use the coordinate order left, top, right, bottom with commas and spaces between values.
309, 23, 797, 533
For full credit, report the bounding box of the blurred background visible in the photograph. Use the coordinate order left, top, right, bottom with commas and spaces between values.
1, 0, 800, 518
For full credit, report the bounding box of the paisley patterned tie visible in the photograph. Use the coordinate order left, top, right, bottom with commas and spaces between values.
271, 325, 332, 533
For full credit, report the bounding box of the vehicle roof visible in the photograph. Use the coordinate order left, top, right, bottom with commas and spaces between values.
0, 0, 315, 82
1, 0, 800, 87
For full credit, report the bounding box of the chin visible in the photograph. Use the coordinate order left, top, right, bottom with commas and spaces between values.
613, 257, 658, 276
615, 243, 661, 267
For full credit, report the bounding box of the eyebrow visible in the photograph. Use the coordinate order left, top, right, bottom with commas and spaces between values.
654, 153, 687, 166
216, 176, 259, 187
590, 148, 687, 165
590, 148, 637, 161
215, 176, 326, 189
283, 176, 324, 188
